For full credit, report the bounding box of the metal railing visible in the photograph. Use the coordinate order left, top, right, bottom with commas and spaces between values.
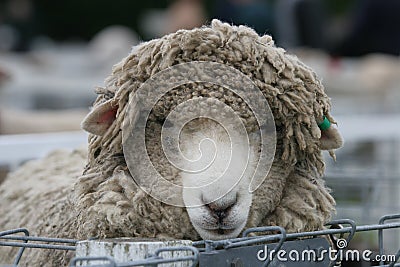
1, 214, 399, 267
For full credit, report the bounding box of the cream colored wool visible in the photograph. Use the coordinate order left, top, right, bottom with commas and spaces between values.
0, 20, 340, 266
0, 149, 86, 266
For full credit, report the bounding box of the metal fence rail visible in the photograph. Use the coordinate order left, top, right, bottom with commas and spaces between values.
1, 214, 399, 267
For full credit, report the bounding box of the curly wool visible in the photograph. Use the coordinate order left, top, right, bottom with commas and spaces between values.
89, 20, 333, 172
0, 20, 336, 266
79, 17, 335, 242
0, 149, 85, 266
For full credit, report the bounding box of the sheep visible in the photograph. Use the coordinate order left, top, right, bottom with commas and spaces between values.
0, 19, 343, 266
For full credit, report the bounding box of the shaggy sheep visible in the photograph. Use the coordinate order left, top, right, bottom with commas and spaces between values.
0, 19, 343, 266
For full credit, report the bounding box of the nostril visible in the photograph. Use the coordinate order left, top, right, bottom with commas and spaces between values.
206, 204, 230, 220
204, 192, 238, 219
214, 210, 227, 220
207, 201, 234, 212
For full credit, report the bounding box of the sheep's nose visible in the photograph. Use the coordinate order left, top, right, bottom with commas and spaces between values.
203, 192, 237, 219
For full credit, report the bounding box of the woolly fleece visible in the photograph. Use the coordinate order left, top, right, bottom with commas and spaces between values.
0, 20, 340, 266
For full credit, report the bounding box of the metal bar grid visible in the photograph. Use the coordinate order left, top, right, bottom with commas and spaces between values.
0, 228, 77, 266
193, 219, 400, 250
193, 218, 400, 267
0, 214, 399, 266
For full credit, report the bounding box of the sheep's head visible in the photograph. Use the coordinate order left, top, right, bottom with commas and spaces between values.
81, 20, 343, 240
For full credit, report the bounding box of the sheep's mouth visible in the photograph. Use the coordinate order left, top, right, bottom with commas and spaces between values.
201, 224, 237, 236
213, 228, 235, 235
186, 203, 249, 240
191, 219, 246, 240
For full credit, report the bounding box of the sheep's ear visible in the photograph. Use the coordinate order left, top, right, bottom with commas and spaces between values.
320, 124, 343, 150
81, 100, 118, 136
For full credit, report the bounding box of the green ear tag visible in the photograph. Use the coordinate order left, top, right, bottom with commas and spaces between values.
318, 116, 331, 131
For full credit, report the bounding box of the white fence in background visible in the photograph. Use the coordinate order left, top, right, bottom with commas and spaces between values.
0, 131, 87, 170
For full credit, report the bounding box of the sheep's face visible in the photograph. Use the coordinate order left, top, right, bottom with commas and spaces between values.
179, 119, 258, 240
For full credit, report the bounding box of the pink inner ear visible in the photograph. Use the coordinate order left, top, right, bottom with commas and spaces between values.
97, 106, 118, 125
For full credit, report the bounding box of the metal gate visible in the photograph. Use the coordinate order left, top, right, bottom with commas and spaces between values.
1, 214, 399, 267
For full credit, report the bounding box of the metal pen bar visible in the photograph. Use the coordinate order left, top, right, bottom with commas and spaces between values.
0, 229, 29, 237
225, 226, 286, 248
388, 249, 400, 267
1, 215, 400, 266
326, 219, 357, 267
326, 219, 357, 242
5, 220, 397, 251
0, 228, 30, 265
0, 235, 77, 244
241, 226, 286, 238
0, 241, 76, 250
379, 214, 400, 265
194, 222, 400, 251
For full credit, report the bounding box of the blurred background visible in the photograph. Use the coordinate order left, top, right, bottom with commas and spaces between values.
0, 0, 399, 264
